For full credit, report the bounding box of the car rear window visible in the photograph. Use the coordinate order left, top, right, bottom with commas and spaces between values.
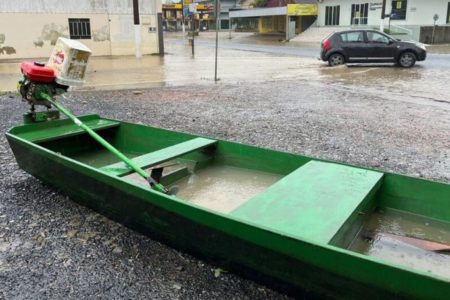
340, 32, 364, 43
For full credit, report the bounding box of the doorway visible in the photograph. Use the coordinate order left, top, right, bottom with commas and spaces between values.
351, 3, 369, 25
447, 2, 450, 24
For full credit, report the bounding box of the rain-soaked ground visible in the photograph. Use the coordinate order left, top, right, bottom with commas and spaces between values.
0, 32, 450, 299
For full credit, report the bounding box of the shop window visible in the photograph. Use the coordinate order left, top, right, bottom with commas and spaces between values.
391, 0, 407, 20
69, 18, 91, 39
351, 3, 368, 25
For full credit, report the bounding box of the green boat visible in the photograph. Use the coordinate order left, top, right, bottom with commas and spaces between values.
6, 114, 450, 299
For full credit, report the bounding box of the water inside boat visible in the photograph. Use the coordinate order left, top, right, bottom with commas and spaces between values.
349, 209, 450, 278
125, 164, 282, 213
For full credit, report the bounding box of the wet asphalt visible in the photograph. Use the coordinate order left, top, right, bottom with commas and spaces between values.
1, 34, 450, 299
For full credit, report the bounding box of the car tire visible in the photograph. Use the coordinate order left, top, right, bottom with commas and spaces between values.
398, 52, 416, 68
328, 53, 345, 67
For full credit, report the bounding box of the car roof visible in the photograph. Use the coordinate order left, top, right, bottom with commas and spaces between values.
333, 29, 383, 34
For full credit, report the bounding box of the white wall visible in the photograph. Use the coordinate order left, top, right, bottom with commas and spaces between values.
0, 0, 159, 14
317, 0, 449, 27
402, 0, 448, 26
0, 0, 161, 59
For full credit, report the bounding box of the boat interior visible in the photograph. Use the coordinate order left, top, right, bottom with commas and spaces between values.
10, 115, 450, 278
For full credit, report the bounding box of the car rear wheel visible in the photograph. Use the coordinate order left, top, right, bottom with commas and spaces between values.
398, 52, 416, 68
328, 54, 345, 67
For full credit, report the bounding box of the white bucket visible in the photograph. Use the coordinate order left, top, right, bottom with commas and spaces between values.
47, 37, 92, 87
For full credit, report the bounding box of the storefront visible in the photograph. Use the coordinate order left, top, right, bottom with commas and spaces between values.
162, 3, 213, 31
229, 3, 318, 40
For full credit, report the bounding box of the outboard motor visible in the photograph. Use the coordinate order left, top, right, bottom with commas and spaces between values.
15, 38, 170, 194
18, 62, 68, 122
17, 37, 91, 123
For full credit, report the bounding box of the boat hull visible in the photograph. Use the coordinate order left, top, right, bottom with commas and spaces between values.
6, 115, 450, 299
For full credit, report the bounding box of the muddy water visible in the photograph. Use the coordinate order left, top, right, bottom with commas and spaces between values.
350, 209, 450, 278
71, 148, 138, 168
170, 165, 282, 214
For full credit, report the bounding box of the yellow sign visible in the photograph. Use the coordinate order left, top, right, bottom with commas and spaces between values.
163, 3, 182, 9
287, 4, 318, 16
183, 0, 192, 5
196, 4, 213, 11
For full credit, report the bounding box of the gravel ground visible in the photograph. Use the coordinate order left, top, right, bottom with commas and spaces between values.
0, 79, 449, 299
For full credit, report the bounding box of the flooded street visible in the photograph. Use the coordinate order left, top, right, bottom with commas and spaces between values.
1, 33, 450, 109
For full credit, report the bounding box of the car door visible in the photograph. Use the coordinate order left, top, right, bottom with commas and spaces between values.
339, 31, 369, 62
366, 31, 397, 62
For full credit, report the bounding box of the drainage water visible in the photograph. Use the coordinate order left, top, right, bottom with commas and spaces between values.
349, 209, 450, 278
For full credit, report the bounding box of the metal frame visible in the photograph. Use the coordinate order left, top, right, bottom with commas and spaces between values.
68, 18, 91, 39
325, 5, 340, 26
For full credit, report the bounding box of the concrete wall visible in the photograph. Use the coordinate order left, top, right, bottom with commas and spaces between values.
317, 0, 449, 27
0, 0, 159, 14
0, 0, 161, 59
420, 26, 450, 44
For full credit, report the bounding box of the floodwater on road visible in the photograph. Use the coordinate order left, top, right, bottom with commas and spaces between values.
1, 35, 450, 108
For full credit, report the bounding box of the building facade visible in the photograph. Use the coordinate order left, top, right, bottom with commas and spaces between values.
317, 0, 450, 28
229, 1, 318, 39
0, 0, 161, 59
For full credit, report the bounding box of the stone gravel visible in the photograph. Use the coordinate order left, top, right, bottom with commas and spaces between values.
0, 79, 449, 299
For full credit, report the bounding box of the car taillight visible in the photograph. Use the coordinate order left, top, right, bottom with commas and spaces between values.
323, 39, 330, 53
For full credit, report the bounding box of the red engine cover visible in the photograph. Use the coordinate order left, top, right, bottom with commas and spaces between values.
20, 61, 55, 83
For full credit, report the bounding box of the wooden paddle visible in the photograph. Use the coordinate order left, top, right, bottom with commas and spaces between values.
362, 231, 450, 253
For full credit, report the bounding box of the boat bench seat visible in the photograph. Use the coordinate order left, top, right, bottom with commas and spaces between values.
100, 137, 217, 177
231, 160, 383, 244
16, 118, 120, 143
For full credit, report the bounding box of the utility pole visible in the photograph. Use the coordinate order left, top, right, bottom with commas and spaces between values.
132, 0, 142, 58
182, 1, 185, 34
157, 12, 164, 56
191, 14, 195, 56
380, 0, 386, 32
214, 0, 220, 81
